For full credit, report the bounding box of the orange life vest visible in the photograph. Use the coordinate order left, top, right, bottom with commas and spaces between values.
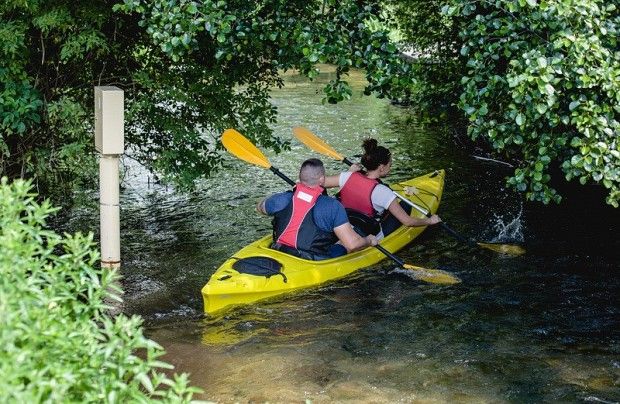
338, 172, 379, 217
272, 184, 335, 258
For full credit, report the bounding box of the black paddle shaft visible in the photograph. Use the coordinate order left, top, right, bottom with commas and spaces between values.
374, 244, 405, 268
270, 166, 296, 186
438, 222, 476, 247
343, 157, 355, 166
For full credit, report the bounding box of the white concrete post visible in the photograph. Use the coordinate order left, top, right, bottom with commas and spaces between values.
95, 86, 124, 269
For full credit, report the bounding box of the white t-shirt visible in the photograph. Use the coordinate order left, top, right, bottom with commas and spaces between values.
339, 172, 397, 215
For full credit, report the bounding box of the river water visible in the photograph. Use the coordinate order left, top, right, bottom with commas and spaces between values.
62, 67, 619, 402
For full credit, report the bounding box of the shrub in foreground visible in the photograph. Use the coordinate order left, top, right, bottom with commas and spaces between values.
0, 177, 200, 402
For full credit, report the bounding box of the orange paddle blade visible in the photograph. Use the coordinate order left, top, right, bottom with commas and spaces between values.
221, 129, 271, 169
477, 242, 526, 256
401, 264, 461, 284
292, 127, 344, 161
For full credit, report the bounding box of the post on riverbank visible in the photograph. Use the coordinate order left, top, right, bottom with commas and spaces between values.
94, 86, 124, 282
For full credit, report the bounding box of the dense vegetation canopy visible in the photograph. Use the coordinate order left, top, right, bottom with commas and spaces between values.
0, 0, 409, 194
391, 0, 619, 206
0, 0, 618, 205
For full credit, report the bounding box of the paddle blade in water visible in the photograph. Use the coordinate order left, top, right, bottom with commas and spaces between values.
222, 129, 271, 169
477, 242, 526, 256
401, 264, 461, 285
292, 127, 344, 161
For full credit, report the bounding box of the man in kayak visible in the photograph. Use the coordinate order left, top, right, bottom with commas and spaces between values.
324, 138, 441, 238
257, 158, 378, 260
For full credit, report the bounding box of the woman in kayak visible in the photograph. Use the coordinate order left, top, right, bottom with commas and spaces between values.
324, 138, 441, 238
257, 158, 378, 260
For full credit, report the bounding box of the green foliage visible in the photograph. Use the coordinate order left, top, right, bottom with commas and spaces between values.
0, 177, 201, 402
386, 0, 465, 116
446, 0, 620, 206
1, 0, 410, 195
392, 0, 619, 206
1, 1, 103, 196
115, 0, 411, 103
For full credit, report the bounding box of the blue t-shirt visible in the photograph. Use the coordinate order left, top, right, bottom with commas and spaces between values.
264, 192, 349, 232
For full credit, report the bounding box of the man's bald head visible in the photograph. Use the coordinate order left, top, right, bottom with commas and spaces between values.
299, 158, 325, 186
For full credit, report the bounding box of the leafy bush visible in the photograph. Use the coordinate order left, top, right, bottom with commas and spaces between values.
390, 0, 619, 207
446, 0, 620, 206
1, 0, 410, 195
0, 177, 200, 402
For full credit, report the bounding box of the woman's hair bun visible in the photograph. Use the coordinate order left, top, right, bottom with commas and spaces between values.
362, 138, 378, 153
360, 138, 391, 171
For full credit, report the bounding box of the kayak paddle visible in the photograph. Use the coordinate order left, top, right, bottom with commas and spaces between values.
221, 128, 296, 186
221, 128, 460, 285
292, 126, 526, 256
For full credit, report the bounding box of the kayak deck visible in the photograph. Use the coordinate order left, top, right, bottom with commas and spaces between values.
202, 170, 445, 315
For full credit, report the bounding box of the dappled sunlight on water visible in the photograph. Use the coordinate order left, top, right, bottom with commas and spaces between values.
148, 261, 619, 402
58, 66, 619, 402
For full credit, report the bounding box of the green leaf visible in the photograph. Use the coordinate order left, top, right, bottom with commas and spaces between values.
516, 113, 525, 126
537, 56, 547, 68
544, 84, 555, 95
136, 373, 154, 393
536, 104, 548, 114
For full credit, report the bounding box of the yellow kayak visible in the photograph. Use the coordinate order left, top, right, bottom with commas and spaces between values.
202, 170, 445, 315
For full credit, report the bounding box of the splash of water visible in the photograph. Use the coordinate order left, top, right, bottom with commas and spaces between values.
490, 206, 525, 242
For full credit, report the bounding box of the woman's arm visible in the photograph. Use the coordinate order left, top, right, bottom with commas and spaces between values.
256, 198, 268, 215
324, 164, 362, 188
386, 199, 441, 227
323, 174, 341, 188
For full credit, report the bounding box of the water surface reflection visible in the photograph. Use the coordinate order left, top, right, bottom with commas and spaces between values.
61, 67, 619, 402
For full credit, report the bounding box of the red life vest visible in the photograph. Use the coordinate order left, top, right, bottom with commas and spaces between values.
338, 172, 378, 217
275, 183, 326, 248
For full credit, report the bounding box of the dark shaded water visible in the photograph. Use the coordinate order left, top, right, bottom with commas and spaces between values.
60, 67, 619, 402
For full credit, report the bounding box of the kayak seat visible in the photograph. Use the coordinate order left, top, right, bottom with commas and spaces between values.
231, 256, 287, 283
345, 208, 381, 237
270, 242, 335, 261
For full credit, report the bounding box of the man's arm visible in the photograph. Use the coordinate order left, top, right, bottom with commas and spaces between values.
333, 222, 378, 252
